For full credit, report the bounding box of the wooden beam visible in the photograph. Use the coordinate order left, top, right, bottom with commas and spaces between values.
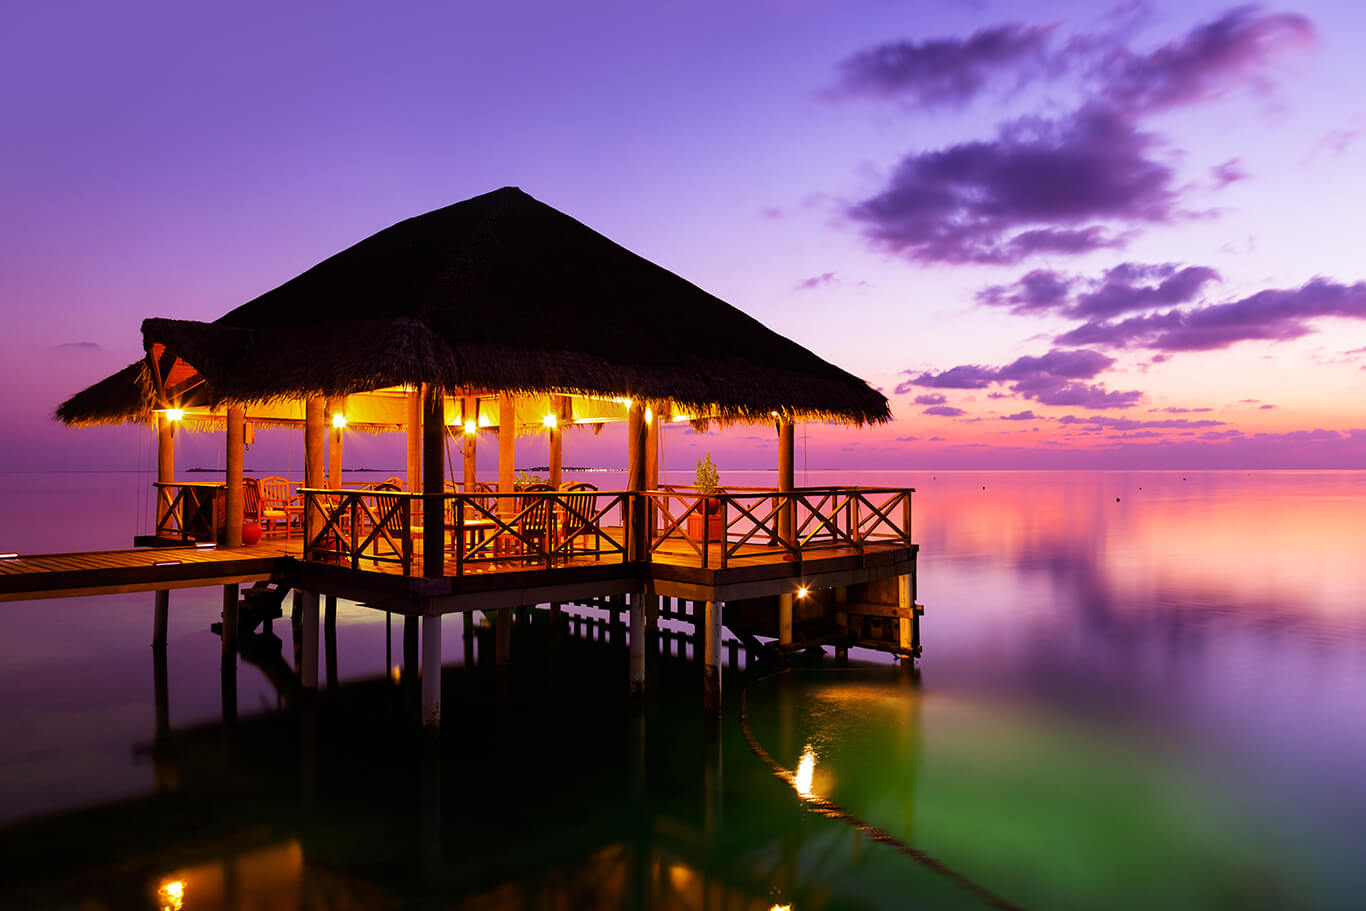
629, 592, 645, 696
156, 413, 174, 527
422, 384, 445, 579
626, 401, 646, 560
703, 600, 721, 716
225, 405, 245, 547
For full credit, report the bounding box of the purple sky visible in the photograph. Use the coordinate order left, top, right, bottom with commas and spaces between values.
4, 0, 1366, 472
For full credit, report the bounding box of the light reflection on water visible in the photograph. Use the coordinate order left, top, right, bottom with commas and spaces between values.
0, 469, 1362, 909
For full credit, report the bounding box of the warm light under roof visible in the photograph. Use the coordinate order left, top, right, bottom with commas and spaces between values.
464, 419, 477, 435
331, 413, 347, 428
164, 408, 184, 422
542, 413, 557, 428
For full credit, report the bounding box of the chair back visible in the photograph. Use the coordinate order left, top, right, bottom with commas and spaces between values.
384, 476, 404, 489
518, 483, 555, 531
242, 477, 262, 523
368, 482, 407, 536
561, 482, 599, 541
259, 476, 294, 508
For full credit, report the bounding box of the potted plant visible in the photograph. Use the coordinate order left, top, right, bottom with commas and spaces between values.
687, 452, 726, 542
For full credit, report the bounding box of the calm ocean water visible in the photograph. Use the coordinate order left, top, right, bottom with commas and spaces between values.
0, 469, 1363, 909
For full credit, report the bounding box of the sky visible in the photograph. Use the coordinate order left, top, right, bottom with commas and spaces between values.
3, 0, 1365, 472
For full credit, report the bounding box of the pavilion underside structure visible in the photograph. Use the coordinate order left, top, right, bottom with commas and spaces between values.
54, 187, 919, 724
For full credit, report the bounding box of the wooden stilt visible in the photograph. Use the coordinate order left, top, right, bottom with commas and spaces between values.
496, 608, 511, 665
152, 589, 169, 647
299, 590, 319, 689
324, 595, 338, 691
156, 412, 175, 534
703, 600, 722, 716
778, 591, 793, 646
898, 573, 913, 655
626, 402, 646, 560
421, 612, 442, 726
221, 583, 239, 657
404, 614, 419, 673
629, 593, 645, 696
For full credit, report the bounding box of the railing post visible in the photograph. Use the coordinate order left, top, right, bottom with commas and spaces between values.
718, 500, 728, 570
902, 491, 913, 546
701, 497, 710, 570
403, 496, 413, 575
350, 496, 359, 569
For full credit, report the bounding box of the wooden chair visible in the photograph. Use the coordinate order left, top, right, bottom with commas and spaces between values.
361, 481, 409, 569
504, 483, 555, 560
559, 482, 601, 559
258, 476, 296, 537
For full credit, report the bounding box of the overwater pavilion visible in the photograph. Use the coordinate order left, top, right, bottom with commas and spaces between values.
53, 187, 919, 723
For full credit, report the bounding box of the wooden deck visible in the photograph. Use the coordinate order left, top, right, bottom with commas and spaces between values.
0, 531, 915, 609
0, 541, 292, 602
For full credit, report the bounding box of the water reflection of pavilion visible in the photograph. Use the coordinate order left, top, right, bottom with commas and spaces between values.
0, 622, 936, 911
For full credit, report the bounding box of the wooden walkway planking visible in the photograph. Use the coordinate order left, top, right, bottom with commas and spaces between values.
0, 541, 293, 602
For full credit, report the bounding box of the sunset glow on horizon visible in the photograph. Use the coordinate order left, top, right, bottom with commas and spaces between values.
4, 1, 1365, 470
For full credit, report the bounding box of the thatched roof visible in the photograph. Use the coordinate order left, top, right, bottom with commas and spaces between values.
57, 187, 890, 426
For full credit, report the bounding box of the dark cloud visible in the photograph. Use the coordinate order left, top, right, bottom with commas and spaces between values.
1002, 410, 1037, 421
840, 8, 1313, 265
1151, 406, 1213, 414
895, 435, 920, 442
1057, 415, 1225, 431
56, 341, 102, 351
1092, 7, 1314, 116
912, 393, 948, 405
1056, 278, 1366, 351
899, 347, 1142, 410
978, 261, 1219, 318
1259, 403, 1276, 410
834, 24, 1055, 109
923, 405, 967, 417
851, 107, 1171, 264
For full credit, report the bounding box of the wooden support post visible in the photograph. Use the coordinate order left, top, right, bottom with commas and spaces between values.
304, 398, 325, 545
703, 600, 722, 716
152, 589, 169, 647
326, 396, 345, 489
324, 595, 338, 691
548, 398, 563, 489
498, 395, 516, 507
422, 384, 445, 579
221, 583, 239, 657
407, 389, 422, 493
156, 412, 174, 532
629, 593, 645, 697
778, 591, 793, 646
299, 590, 319, 690
626, 401, 646, 561
777, 417, 795, 544
225, 405, 245, 547
496, 608, 511, 665
463, 396, 478, 495
421, 612, 442, 726
645, 405, 659, 546
404, 615, 419, 677
898, 573, 913, 654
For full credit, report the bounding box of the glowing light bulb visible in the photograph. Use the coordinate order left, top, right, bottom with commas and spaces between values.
644, 407, 653, 425
542, 413, 558, 428
464, 419, 477, 435
164, 408, 184, 422
331, 413, 347, 428
796, 586, 809, 599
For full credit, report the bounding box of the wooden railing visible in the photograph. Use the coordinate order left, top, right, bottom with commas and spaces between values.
444, 490, 631, 574
152, 481, 224, 542
648, 486, 914, 569
301, 487, 415, 574
299, 486, 913, 577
